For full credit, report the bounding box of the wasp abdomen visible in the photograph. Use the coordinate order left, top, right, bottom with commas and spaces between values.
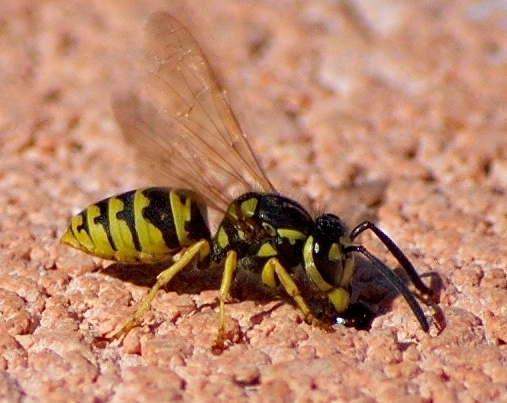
61, 187, 211, 263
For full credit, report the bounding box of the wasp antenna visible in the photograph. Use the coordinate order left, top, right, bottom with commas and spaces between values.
345, 244, 430, 332
350, 221, 432, 296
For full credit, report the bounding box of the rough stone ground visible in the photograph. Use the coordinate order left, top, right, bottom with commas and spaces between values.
1, 0, 507, 402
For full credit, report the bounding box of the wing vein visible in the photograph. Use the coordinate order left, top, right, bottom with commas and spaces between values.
114, 12, 274, 212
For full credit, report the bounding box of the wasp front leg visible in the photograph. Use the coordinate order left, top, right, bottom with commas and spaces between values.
261, 257, 333, 332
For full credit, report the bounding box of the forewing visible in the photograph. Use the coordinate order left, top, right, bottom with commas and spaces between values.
114, 12, 274, 212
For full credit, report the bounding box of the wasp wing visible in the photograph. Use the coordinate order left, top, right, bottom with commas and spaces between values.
114, 12, 275, 212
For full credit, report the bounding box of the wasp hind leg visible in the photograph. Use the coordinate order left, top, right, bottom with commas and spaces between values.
261, 258, 333, 333
97, 239, 211, 344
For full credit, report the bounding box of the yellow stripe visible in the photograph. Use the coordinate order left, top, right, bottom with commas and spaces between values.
240, 197, 258, 218
277, 228, 307, 245
327, 288, 350, 313
327, 243, 341, 262
108, 197, 138, 261
302, 236, 333, 292
261, 258, 277, 288
226, 203, 238, 220
134, 190, 166, 254
65, 214, 93, 251
216, 227, 229, 249
257, 242, 277, 257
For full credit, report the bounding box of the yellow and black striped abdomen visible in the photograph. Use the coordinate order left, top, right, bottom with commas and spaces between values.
61, 187, 211, 263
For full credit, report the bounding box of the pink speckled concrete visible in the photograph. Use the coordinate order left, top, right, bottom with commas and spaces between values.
1, 1, 507, 402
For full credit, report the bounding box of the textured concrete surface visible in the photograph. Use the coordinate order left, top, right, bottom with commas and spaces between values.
1, 0, 507, 402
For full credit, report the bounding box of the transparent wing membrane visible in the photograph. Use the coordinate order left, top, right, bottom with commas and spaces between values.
114, 12, 274, 212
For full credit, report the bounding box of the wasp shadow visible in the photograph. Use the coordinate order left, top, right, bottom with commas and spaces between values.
351, 253, 444, 332
101, 259, 224, 294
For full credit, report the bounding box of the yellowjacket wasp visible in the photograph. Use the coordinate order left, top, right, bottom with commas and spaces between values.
62, 12, 432, 353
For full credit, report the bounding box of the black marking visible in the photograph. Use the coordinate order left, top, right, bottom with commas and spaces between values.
93, 200, 117, 251
141, 188, 180, 248
76, 210, 88, 235
115, 190, 141, 252
185, 195, 211, 242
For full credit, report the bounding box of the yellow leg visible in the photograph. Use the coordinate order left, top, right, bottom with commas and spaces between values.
102, 240, 210, 342
261, 258, 332, 331
212, 250, 237, 354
